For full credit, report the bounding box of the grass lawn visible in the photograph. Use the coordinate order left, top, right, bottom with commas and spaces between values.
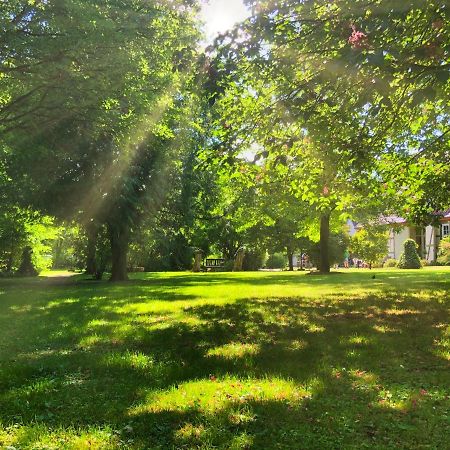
0, 268, 449, 449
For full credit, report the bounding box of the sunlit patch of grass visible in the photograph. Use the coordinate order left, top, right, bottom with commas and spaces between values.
78, 334, 102, 349
433, 325, 450, 360
45, 298, 78, 309
384, 308, 422, 316
206, 342, 260, 360
0, 267, 449, 448
103, 351, 156, 371
129, 377, 312, 416
346, 334, 373, 346
175, 422, 207, 442
372, 324, 399, 333
0, 424, 119, 449
288, 338, 308, 351
87, 318, 111, 329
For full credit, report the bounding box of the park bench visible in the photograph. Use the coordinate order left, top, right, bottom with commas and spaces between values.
204, 258, 225, 271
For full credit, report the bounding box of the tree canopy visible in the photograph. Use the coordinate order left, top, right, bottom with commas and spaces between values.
1, 0, 449, 277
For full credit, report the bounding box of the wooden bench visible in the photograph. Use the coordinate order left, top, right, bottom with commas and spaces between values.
204, 258, 225, 271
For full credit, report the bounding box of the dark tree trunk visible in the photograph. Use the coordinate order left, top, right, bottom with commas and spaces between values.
108, 225, 129, 281
319, 212, 331, 273
85, 225, 97, 275
287, 250, 294, 271
6, 252, 14, 273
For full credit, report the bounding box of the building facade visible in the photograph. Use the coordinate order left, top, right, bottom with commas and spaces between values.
384, 212, 450, 261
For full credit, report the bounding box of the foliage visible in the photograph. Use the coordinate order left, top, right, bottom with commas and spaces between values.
398, 239, 422, 269
206, 0, 437, 271
383, 258, 398, 268
266, 252, 286, 269
350, 227, 389, 267
52, 224, 86, 271
93, 226, 112, 280
308, 230, 350, 268
16, 246, 38, 277
1, 0, 201, 280
437, 236, 450, 265
242, 247, 266, 271
0, 207, 59, 273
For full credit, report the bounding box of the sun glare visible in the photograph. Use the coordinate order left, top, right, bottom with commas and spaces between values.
200, 0, 250, 43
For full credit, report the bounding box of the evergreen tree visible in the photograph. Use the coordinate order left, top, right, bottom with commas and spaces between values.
398, 239, 422, 269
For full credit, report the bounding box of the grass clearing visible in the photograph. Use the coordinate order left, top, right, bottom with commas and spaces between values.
0, 268, 449, 449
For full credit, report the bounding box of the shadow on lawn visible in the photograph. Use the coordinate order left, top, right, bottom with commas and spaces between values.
118, 269, 450, 290
0, 274, 449, 448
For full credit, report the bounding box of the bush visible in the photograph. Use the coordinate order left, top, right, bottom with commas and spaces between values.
16, 246, 39, 277
223, 259, 234, 271
420, 259, 430, 267
266, 252, 286, 269
397, 239, 422, 269
242, 248, 266, 271
437, 236, 450, 265
383, 258, 397, 268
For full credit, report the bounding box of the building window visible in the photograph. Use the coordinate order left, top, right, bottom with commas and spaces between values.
442, 224, 450, 238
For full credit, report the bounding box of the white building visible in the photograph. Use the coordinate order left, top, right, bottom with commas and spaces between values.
381, 212, 450, 261
291, 212, 450, 268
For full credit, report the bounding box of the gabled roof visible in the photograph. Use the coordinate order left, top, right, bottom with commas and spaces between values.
378, 215, 407, 225
440, 209, 450, 220
379, 210, 450, 225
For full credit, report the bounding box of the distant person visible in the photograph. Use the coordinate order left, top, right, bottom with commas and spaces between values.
343, 249, 350, 268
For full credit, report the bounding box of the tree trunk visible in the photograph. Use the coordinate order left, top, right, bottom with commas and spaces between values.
233, 247, 245, 271
193, 250, 203, 272
6, 251, 14, 273
319, 212, 331, 273
287, 249, 294, 271
108, 225, 129, 281
85, 225, 97, 275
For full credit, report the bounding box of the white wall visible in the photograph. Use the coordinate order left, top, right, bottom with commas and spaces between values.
389, 225, 439, 261
425, 225, 437, 261
389, 227, 410, 259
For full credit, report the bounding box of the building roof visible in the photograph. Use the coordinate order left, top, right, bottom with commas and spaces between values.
378, 215, 407, 225
441, 209, 450, 221
379, 210, 450, 225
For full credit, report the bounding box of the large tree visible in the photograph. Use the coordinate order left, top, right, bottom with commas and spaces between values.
1, 0, 200, 280
207, 0, 449, 272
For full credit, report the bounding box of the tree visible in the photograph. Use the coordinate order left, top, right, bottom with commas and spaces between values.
398, 239, 422, 269
206, 0, 449, 273
17, 246, 38, 277
437, 236, 450, 265
0, 206, 59, 274
350, 227, 389, 269
1, 0, 201, 280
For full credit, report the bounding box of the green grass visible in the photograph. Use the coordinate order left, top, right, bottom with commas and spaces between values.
0, 268, 449, 449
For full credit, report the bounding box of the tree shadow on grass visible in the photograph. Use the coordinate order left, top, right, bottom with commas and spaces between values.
0, 276, 449, 448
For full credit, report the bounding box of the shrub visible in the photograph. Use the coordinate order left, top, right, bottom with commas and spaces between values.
16, 246, 39, 277
242, 249, 266, 271
383, 258, 397, 268
266, 252, 286, 269
223, 259, 234, 271
437, 236, 450, 265
397, 239, 422, 269
420, 259, 430, 267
